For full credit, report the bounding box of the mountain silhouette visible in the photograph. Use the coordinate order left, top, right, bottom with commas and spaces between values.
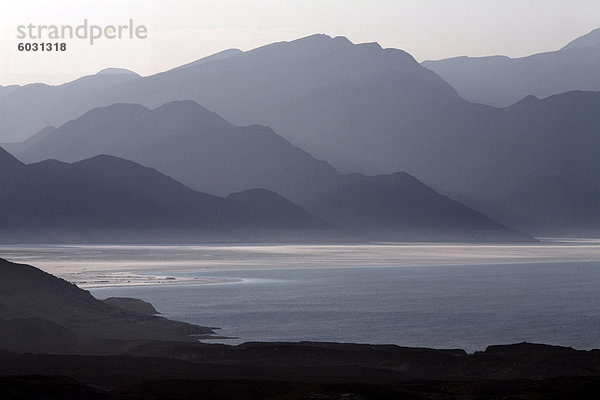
0, 69, 140, 142
0, 144, 527, 242
227, 188, 329, 230
0, 146, 23, 173
308, 172, 528, 242
15, 101, 338, 201
422, 28, 600, 107
449, 91, 600, 236
3, 34, 598, 235
0, 150, 332, 243
0, 257, 213, 352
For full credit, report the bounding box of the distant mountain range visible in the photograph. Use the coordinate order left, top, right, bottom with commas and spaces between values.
2, 32, 599, 236
307, 172, 528, 242
0, 146, 332, 243
10, 100, 338, 202
0, 69, 140, 142
0, 145, 525, 243
422, 28, 600, 107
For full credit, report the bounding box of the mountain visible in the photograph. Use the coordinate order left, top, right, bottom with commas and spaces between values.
0, 69, 141, 142
14, 101, 338, 201
3, 34, 599, 235
0, 146, 24, 174
0, 85, 19, 99
227, 188, 329, 230
0, 33, 462, 172
563, 27, 600, 49
422, 28, 600, 107
448, 91, 600, 236
0, 149, 332, 243
0, 145, 528, 243
7, 97, 533, 241
307, 172, 527, 242
95, 67, 139, 76
0, 257, 213, 352
1, 126, 57, 154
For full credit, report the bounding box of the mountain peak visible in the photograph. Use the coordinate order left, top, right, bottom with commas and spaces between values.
291, 33, 333, 42
154, 99, 211, 113
77, 103, 149, 121
96, 67, 140, 76
288, 34, 357, 48
153, 100, 233, 128
510, 94, 541, 108
248, 33, 354, 58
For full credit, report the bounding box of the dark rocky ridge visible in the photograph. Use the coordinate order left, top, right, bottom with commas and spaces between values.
102, 298, 159, 315
1, 257, 599, 398
0, 257, 213, 346
0, 342, 599, 399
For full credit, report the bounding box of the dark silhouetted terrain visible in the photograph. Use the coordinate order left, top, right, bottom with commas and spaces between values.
0, 257, 213, 350
2, 259, 600, 398
0, 340, 599, 399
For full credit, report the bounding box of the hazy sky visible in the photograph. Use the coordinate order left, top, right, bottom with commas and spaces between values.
1, 0, 599, 86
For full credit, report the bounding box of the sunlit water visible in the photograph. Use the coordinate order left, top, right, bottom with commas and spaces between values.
2, 243, 600, 353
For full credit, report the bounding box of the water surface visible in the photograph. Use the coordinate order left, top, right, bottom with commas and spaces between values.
92, 262, 600, 352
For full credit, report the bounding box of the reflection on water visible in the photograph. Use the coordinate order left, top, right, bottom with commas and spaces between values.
2, 240, 600, 278
2, 242, 600, 352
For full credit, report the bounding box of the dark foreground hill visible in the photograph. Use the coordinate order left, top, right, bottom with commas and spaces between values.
0, 258, 213, 351
1, 258, 599, 398
0, 341, 599, 399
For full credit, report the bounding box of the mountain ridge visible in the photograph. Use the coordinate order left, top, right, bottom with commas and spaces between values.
3, 33, 599, 235
14, 100, 339, 202
423, 27, 600, 107
0, 150, 335, 243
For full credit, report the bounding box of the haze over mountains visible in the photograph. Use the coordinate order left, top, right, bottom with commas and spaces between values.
0, 69, 141, 142
12, 101, 338, 201
1, 143, 525, 242
423, 28, 600, 107
2, 29, 600, 237
307, 172, 528, 242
